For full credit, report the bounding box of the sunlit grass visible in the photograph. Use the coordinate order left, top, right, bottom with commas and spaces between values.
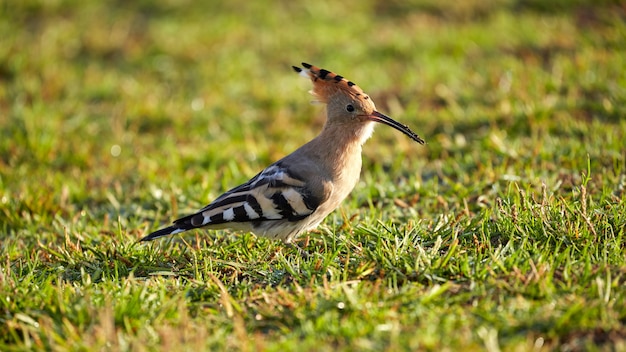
1, 0, 625, 350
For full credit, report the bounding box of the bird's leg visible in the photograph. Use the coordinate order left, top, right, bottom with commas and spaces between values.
286, 242, 310, 259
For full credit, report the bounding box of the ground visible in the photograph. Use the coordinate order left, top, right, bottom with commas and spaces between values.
1, 0, 625, 350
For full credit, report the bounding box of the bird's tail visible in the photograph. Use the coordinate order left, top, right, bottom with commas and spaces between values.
139, 225, 188, 241
140, 207, 213, 242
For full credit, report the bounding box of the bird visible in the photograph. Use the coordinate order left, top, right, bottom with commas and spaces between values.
140, 62, 424, 245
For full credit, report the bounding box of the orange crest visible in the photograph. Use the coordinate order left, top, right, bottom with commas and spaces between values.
292, 62, 368, 103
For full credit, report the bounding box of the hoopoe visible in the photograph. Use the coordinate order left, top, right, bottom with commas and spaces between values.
140, 62, 424, 244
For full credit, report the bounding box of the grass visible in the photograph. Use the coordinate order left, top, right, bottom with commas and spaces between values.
1, 0, 625, 350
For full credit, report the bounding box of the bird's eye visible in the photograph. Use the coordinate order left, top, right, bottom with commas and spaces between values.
346, 104, 355, 112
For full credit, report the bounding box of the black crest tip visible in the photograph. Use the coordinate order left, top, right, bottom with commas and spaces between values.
318, 69, 330, 79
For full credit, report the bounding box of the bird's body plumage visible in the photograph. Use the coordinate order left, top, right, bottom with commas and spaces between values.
141, 63, 424, 244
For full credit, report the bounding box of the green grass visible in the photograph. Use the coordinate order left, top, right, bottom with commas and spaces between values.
1, 0, 625, 350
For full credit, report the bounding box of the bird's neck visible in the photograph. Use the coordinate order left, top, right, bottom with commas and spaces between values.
303, 120, 375, 179
320, 120, 376, 148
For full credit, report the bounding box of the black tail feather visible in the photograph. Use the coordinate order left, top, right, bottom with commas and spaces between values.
140, 225, 187, 241
140, 211, 206, 242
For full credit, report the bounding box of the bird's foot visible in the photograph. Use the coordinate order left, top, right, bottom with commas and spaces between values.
287, 243, 311, 259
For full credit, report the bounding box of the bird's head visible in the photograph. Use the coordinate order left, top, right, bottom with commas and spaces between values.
292, 63, 424, 145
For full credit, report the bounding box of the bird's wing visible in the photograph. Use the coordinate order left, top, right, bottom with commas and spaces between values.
187, 162, 329, 225
140, 161, 331, 241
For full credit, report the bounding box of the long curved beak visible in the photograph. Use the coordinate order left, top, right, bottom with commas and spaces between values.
368, 111, 425, 144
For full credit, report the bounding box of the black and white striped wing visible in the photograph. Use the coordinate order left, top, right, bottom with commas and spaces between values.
190, 164, 323, 224
140, 163, 324, 241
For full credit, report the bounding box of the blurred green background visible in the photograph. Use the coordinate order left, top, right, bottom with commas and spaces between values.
2, 0, 623, 231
